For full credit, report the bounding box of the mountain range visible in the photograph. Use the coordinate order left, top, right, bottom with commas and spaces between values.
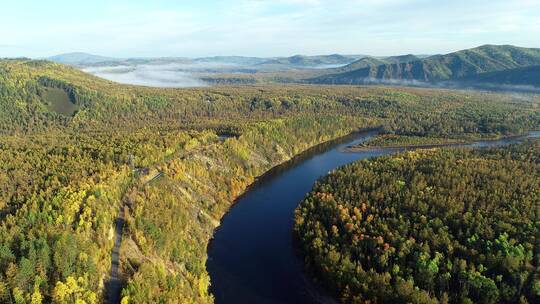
309, 45, 540, 87
45, 52, 362, 69
46, 45, 540, 89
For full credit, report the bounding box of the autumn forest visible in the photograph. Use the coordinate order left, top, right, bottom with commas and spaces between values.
0, 57, 539, 304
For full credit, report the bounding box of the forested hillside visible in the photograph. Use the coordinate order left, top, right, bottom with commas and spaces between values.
465, 65, 540, 87
295, 141, 540, 303
324, 55, 421, 75
0, 58, 539, 303
309, 45, 540, 85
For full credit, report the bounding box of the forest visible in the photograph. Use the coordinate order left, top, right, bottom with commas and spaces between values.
0, 58, 539, 303
294, 141, 540, 303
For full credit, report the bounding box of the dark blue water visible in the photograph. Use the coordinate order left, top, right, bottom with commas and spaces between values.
207, 130, 539, 304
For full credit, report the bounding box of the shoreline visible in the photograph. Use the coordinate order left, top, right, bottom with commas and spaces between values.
207, 126, 381, 239
342, 131, 537, 152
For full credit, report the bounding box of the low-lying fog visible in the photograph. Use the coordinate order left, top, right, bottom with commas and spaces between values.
81, 61, 351, 88
82, 64, 540, 94
358, 78, 540, 94
82, 63, 212, 88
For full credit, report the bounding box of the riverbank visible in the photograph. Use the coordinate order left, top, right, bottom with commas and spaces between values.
228, 127, 382, 203
206, 129, 380, 304
343, 131, 539, 152
206, 129, 387, 304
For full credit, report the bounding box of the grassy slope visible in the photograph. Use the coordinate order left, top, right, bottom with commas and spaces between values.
42, 88, 78, 116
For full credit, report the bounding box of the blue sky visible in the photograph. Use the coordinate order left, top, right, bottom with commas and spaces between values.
1, 0, 539, 58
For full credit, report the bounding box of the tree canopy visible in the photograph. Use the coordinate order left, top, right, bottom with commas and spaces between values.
295, 141, 540, 303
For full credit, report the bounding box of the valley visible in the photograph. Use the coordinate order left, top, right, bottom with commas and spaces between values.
0, 57, 538, 304
3, 1, 540, 303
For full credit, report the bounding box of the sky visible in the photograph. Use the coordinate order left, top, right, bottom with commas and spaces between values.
1, 0, 540, 58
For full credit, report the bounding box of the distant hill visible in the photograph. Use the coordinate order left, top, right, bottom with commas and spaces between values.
257, 54, 361, 68
328, 57, 387, 73
309, 45, 540, 85
328, 54, 420, 74
47, 52, 117, 65
193, 56, 268, 66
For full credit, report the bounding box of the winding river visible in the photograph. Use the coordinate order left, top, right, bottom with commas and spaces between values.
207, 130, 540, 304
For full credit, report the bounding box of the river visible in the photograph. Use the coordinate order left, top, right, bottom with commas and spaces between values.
206, 130, 539, 304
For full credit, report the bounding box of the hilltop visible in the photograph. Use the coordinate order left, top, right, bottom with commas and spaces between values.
323, 54, 421, 74
46, 52, 117, 65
